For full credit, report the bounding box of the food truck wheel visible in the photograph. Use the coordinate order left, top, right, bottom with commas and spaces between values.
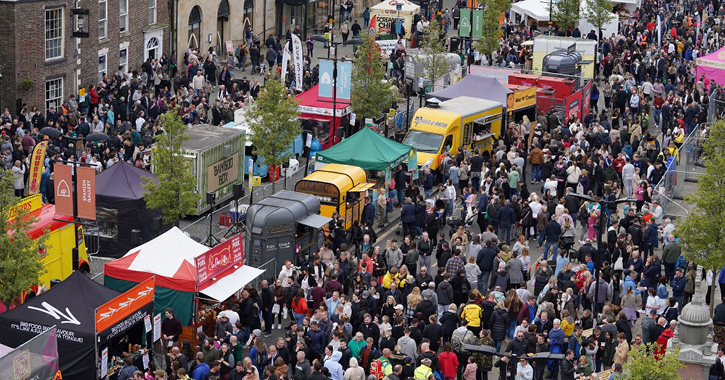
79, 262, 90, 273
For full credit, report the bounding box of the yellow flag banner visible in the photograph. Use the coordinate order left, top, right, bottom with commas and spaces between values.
27, 140, 48, 195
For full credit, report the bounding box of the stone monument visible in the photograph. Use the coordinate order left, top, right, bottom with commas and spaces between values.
669, 265, 717, 379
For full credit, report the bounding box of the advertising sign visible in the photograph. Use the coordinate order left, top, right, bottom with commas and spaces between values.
459, 9, 471, 36
8, 194, 42, 220
565, 90, 582, 123
291, 34, 304, 92
318, 60, 334, 98
408, 149, 419, 179
506, 87, 537, 111
76, 166, 96, 220
582, 80, 592, 119
472, 9, 483, 39
54, 164, 73, 217
207, 154, 239, 192
226, 41, 234, 53
27, 141, 48, 195
336, 61, 352, 100
195, 233, 244, 286
95, 277, 155, 333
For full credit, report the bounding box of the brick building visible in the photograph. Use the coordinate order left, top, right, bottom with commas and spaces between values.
0, 0, 169, 116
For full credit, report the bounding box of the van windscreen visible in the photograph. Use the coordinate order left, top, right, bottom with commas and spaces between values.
403, 130, 444, 153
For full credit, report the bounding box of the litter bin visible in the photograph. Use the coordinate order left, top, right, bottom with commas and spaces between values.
449, 36, 460, 52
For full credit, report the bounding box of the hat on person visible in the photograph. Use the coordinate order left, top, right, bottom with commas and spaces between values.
362, 290, 370, 298
252, 329, 262, 337
404, 357, 413, 364
501, 245, 509, 251
394, 305, 404, 310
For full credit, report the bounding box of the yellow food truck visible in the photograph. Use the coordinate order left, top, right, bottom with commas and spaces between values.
295, 164, 374, 230
402, 96, 504, 169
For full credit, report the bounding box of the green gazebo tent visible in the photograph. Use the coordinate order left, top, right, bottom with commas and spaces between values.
315, 127, 413, 171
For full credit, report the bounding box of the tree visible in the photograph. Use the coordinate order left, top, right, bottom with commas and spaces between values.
417, 20, 450, 91
351, 34, 397, 121
475, 0, 510, 57
677, 120, 725, 315
549, 0, 580, 32
583, 0, 614, 41
624, 343, 683, 380
0, 172, 47, 306
245, 74, 300, 182
143, 110, 200, 225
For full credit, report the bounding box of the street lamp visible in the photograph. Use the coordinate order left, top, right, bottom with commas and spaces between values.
310, 35, 362, 144
569, 193, 635, 315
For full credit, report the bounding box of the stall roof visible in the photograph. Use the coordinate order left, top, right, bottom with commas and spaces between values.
371, 0, 420, 13
182, 125, 245, 152
315, 127, 412, 171
200, 266, 265, 302
247, 191, 322, 235
296, 85, 352, 118
96, 160, 157, 200
426, 75, 511, 104
511, 0, 550, 21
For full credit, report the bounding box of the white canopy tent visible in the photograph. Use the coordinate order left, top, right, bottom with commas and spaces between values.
511, 0, 550, 23
579, 1, 619, 39
370, 0, 420, 39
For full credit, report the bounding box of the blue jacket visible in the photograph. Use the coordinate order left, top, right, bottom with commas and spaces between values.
623, 275, 641, 295
401, 203, 417, 223
498, 205, 515, 225
548, 327, 566, 353
544, 220, 562, 242
670, 275, 686, 297
362, 203, 375, 224
423, 173, 434, 190
643, 260, 662, 288
645, 224, 659, 246
307, 328, 327, 357
192, 363, 210, 380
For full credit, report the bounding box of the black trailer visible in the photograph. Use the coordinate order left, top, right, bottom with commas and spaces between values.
246, 191, 332, 274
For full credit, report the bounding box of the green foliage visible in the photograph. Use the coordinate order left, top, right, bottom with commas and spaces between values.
143, 110, 200, 225
583, 0, 614, 38
418, 20, 450, 90
624, 343, 683, 380
475, 0, 510, 56
0, 172, 47, 306
351, 34, 397, 121
549, 0, 580, 31
678, 120, 725, 313
246, 75, 301, 170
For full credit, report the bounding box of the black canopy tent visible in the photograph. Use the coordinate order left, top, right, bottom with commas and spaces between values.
92, 161, 168, 258
0, 272, 154, 380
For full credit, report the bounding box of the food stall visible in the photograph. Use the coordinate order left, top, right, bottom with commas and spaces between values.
159, 125, 245, 215
0, 272, 154, 380
370, 0, 420, 39
246, 190, 332, 269
296, 85, 352, 150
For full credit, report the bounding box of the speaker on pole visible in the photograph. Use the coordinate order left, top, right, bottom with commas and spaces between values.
206, 191, 216, 205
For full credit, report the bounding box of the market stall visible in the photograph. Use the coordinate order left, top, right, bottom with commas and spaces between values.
0, 326, 60, 380
246, 190, 332, 269
90, 161, 168, 258
296, 85, 352, 150
510, 0, 550, 26
696, 46, 725, 88
0, 272, 153, 380
104, 228, 264, 327
370, 0, 420, 39
315, 127, 412, 172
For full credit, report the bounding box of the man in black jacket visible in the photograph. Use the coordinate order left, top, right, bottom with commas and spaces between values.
261, 280, 275, 336
505, 330, 528, 357
476, 241, 497, 292
559, 349, 577, 380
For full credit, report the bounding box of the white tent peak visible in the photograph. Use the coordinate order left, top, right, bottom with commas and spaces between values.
126, 226, 210, 278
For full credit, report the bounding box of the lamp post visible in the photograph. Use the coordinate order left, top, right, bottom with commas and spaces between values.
310, 36, 362, 144
569, 193, 635, 315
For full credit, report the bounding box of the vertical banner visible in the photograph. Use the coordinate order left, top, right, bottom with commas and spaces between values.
472, 10, 483, 39
369, 15, 377, 35
101, 347, 108, 378
291, 33, 304, 92
281, 44, 290, 81
318, 60, 334, 98
459, 9, 471, 37
27, 141, 48, 195
657, 14, 661, 49
153, 314, 161, 342
53, 164, 73, 217
336, 61, 352, 100
76, 166, 96, 220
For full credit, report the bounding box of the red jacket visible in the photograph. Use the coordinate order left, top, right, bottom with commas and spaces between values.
89, 88, 99, 105
438, 351, 459, 378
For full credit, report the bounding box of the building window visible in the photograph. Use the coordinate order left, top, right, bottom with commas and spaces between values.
45, 9, 64, 60
149, 0, 157, 25
188, 6, 202, 50
120, 0, 128, 33
45, 78, 63, 113
98, 54, 107, 82
120, 48, 128, 74
98, 0, 107, 39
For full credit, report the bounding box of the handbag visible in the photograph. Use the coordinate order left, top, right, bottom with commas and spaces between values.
614, 257, 624, 271
272, 304, 281, 314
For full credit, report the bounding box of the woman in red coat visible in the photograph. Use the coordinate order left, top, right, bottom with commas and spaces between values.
438, 343, 459, 380
654, 329, 674, 360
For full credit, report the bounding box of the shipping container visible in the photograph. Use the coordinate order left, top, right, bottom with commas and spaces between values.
164, 125, 246, 215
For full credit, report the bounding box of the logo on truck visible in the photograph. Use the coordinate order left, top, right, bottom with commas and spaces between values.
413, 116, 448, 128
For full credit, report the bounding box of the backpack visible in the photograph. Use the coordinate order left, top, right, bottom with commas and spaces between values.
370, 358, 391, 380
